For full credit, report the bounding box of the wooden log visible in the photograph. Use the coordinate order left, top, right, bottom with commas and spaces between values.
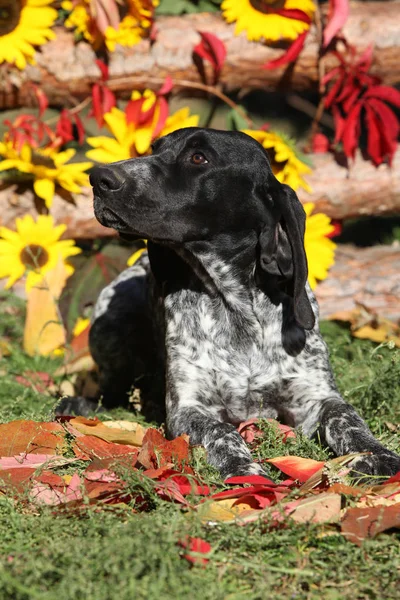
1, 145, 399, 237
2, 2, 400, 109
316, 244, 400, 322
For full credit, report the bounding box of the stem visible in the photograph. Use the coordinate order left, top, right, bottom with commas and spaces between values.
44, 96, 92, 125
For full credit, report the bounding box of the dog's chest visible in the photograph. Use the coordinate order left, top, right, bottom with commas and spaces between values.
164, 288, 306, 422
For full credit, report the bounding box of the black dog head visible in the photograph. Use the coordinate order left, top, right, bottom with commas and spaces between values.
90, 127, 314, 329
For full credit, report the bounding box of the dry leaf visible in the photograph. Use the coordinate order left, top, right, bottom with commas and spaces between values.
341, 504, 400, 545
288, 493, 342, 524
197, 498, 257, 523
70, 417, 147, 447
0, 420, 66, 456
330, 303, 400, 347
24, 258, 68, 356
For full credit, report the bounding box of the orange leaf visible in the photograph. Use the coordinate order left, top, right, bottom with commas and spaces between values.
266, 456, 324, 482
341, 504, 400, 545
0, 420, 66, 456
137, 429, 190, 471
73, 435, 140, 461
23, 259, 68, 356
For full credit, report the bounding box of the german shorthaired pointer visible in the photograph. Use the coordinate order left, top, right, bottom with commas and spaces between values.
86, 127, 399, 481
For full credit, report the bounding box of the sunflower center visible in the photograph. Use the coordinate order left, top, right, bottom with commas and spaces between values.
0, 0, 22, 36
31, 152, 56, 169
20, 244, 49, 270
250, 0, 287, 13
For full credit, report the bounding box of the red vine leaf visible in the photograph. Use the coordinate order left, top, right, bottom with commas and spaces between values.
323, 0, 350, 47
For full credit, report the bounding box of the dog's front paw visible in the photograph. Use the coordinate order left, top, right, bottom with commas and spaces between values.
222, 460, 270, 480
349, 452, 400, 484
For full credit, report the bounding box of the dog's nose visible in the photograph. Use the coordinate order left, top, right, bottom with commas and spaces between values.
90, 166, 124, 192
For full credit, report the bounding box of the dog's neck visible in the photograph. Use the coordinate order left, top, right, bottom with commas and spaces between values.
177, 232, 260, 307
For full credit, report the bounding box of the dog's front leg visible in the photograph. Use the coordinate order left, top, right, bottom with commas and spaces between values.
166, 398, 265, 479
291, 382, 400, 480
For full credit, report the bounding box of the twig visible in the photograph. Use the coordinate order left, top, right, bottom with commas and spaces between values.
44, 96, 92, 125
286, 95, 334, 130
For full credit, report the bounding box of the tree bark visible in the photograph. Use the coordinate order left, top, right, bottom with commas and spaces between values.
1, 145, 399, 237
316, 244, 400, 321
1, 2, 400, 109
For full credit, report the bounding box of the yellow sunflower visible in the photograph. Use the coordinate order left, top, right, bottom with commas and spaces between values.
0, 139, 93, 208
105, 0, 158, 51
242, 129, 312, 192
0, 214, 81, 290
304, 203, 336, 289
62, 0, 101, 46
221, 0, 315, 42
0, 0, 57, 70
63, 0, 158, 50
86, 93, 199, 163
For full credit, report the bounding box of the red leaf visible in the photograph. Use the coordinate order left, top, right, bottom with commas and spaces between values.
31, 84, 49, 118
323, 0, 350, 47
95, 58, 109, 81
365, 103, 384, 166
193, 31, 226, 79
56, 109, 74, 144
275, 9, 311, 23
15, 371, 54, 394
225, 474, 276, 486
326, 220, 342, 238
152, 96, 169, 139
312, 133, 330, 153
179, 537, 212, 566
342, 101, 363, 159
266, 456, 324, 482
158, 75, 173, 96
386, 471, 400, 484
74, 113, 85, 145
364, 85, 400, 108
262, 31, 308, 71
332, 105, 346, 144
91, 83, 116, 128
357, 45, 374, 73
125, 98, 144, 126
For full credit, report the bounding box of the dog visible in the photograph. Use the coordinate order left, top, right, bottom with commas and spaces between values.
85, 127, 400, 481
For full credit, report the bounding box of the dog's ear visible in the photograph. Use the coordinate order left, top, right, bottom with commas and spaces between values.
259, 183, 315, 330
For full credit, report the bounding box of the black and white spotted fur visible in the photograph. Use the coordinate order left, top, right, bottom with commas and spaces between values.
85, 127, 400, 481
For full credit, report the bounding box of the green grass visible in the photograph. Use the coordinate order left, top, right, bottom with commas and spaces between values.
0, 291, 399, 600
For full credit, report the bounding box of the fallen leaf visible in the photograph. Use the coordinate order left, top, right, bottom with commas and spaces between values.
137, 429, 190, 471
30, 473, 83, 506
288, 492, 342, 524
341, 504, 400, 545
178, 536, 212, 566
73, 434, 140, 460
14, 371, 54, 394
24, 258, 68, 356
197, 498, 254, 523
330, 303, 400, 347
0, 420, 66, 456
70, 417, 146, 447
266, 456, 324, 482
0, 453, 75, 470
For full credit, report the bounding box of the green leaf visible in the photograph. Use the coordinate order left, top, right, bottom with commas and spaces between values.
156, 0, 222, 15
226, 106, 250, 131
59, 243, 136, 336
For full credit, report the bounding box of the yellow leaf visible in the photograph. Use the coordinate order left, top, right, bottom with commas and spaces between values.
197, 498, 257, 523
70, 417, 147, 447
23, 258, 67, 356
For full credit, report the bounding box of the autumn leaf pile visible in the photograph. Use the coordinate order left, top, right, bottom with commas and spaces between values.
1, 416, 399, 551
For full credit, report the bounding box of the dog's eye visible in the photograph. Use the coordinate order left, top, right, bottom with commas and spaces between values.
191, 152, 208, 165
